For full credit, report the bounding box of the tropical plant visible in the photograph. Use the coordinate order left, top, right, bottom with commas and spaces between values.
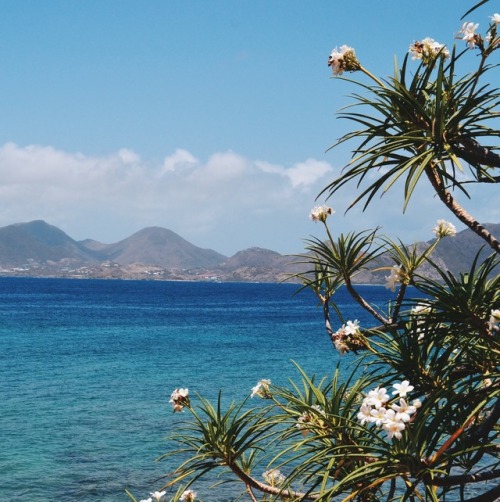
129, 3, 499, 501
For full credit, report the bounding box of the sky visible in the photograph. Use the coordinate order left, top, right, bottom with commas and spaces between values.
0, 0, 498, 256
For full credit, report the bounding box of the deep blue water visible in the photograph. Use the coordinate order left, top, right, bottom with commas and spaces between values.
0, 278, 393, 501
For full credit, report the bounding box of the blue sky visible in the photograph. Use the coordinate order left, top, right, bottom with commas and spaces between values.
0, 0, 498, 255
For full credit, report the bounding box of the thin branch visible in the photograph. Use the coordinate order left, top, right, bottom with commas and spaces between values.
245, 484, 258, 502
391, 282, 408, 323
322, 296, 335, 341
428, 468, 500, 487
448, 397, 500, 456
344, 277, 390, 325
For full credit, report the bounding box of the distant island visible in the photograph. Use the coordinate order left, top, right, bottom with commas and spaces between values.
0, 220, 498, 283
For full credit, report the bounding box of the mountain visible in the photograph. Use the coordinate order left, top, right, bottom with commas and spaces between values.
0, 220, 497, 282
347, 223, 500, 284
217, 247, 299, 282
0, 220, 99, 266
84, 226, 226, 269
0, 221, 226, 270
432, 223, 500, 274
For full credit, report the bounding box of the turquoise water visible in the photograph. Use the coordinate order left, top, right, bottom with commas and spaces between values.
0, 278, 392, 501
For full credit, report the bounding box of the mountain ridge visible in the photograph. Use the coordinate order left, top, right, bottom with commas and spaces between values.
0, 220, 498, 283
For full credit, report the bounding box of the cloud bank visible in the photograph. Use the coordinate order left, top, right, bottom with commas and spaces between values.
0, 143, 336, 254
0, 142, 497, 256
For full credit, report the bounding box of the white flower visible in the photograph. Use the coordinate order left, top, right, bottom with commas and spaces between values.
309, 205, 334, 223
458, 22, 480, 47
366, 387, 390, 408
488, 309, 500, 331
357, 403, 373, 425
392, 380, 414, 397
383, 408, 398, 422
327, 45, 360, 75
150, 491, 166, 502
171, 388, 189, 400
169, 388, 190, 412
385, 265, 401, 292
332, 322, 357, 355
433, 219, 457, 238
370, 406, 387, 427
251, 379, 272, 398
383, 418, 406, 440
490, 13, 500, 25
409, 37, 449, 63
263, 468, 286, 486
344, 319, 360, 336
391, 398, 417, 422
180, 489, 197, 502
359, 383, 420, 439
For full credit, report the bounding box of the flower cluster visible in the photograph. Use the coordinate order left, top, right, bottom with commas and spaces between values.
457, 21, 481, 48
263, 468, 286, 486
169, 388, 190, 413
331, 319, 364, 355
327, 45, 361, 75
488, 309, 500, 332
251, 379, 272, 399
296, 404, 326, 436
385, 265, 402, 292
357, 381, 421, 440
432, 219, 457, 238
457, 14, 500, 50
309, 205, 334, 223
409, 37, 449, 65
180, 489, 197, 502
139, 490, 166, 502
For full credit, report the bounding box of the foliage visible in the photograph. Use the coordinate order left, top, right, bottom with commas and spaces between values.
129, 3, 499, 501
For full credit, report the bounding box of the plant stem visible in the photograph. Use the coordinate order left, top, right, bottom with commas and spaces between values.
359, 65, 387, 88
425, 166, 500, 254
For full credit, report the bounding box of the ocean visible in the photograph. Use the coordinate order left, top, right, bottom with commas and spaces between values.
0, 277, 394, 501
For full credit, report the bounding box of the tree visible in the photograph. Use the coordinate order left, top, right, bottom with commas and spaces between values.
129, 3, 499, 501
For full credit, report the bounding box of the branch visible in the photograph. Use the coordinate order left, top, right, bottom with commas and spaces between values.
425, 166, 500, 254
390, 282, 408, 323
428, 468, 500, 487
344, 277, 389, 325
455, 137, 500, 169
228, 462, 318, 500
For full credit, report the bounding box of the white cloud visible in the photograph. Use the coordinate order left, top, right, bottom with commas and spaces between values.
0, 143, 336, 254
0, 142, 497, 256
161, 148, 198, 173
256, 158, 333, 188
